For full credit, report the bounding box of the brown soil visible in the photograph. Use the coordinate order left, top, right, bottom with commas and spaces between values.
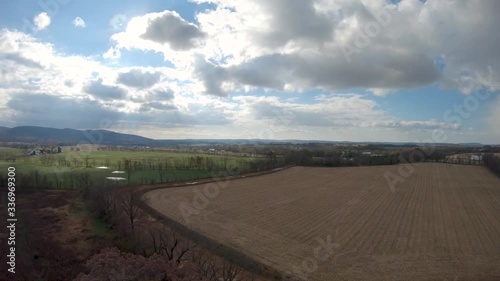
144, 163, 500, 281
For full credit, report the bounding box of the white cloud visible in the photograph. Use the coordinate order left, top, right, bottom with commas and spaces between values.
187, 92, 461, 142
106, 11, 205, 67
116, 69, 161, 89
3, 0, 500, 143
103, 47, 121, 59
72, 17, 86, 28
0, 25, 482, 142
106, 0, 500, 97
34, 12, 51, 31
6, 94, 120, 129
84, 78, 128, 100
0, 27, 477, 141
0, 29, 232, 131
0, 29, 109, 98
140, 11, 205, 50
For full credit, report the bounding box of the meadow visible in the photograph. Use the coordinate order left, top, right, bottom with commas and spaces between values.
0, 147, 267, 189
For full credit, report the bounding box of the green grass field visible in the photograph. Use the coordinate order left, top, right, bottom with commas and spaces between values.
0, 148, 265, 189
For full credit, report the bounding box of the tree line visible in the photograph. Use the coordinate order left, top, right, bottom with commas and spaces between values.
78, 183, 261, 281
483, 153, 500, 176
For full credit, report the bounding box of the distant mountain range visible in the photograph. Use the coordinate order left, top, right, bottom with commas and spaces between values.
0, 126, 156, 146
0, 126, 493, 147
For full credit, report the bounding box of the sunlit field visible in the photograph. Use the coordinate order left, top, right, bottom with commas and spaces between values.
0, 148, 263, 189
145, 163, 500, 281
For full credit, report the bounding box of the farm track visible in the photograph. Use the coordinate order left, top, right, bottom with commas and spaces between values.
144, 163, 500, 281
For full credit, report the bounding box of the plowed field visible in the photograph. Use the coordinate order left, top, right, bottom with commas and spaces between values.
144, 163, 500, 281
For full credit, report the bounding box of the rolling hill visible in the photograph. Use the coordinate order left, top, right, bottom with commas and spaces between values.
0, 126, 156, 146
0, 126, 495, 147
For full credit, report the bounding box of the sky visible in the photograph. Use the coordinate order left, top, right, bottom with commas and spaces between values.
0, 0, 499, 144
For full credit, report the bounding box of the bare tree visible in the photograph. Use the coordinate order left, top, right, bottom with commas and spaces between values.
192, 251, 217, 280
77, 172, 92, 189
119, 189, 140, 236
124, 159, 133, 183
219, 259, 244, 281
85, 184, 116, 221
191, 250, 253, 281
157, 162, 168, 183
148, 225, 193, 264
84, 155, 91, 168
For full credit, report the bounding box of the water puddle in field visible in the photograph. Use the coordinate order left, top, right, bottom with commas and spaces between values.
106, 177, 127, 181
112, 171, 125, 174
96, 166, 109, 169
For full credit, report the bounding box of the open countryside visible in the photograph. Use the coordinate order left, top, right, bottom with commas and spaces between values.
1, 130, 500, 281
2, 0, 500, 280
0, 147, 266, 189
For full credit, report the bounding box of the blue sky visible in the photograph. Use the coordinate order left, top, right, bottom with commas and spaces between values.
0, 0, 499, 143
